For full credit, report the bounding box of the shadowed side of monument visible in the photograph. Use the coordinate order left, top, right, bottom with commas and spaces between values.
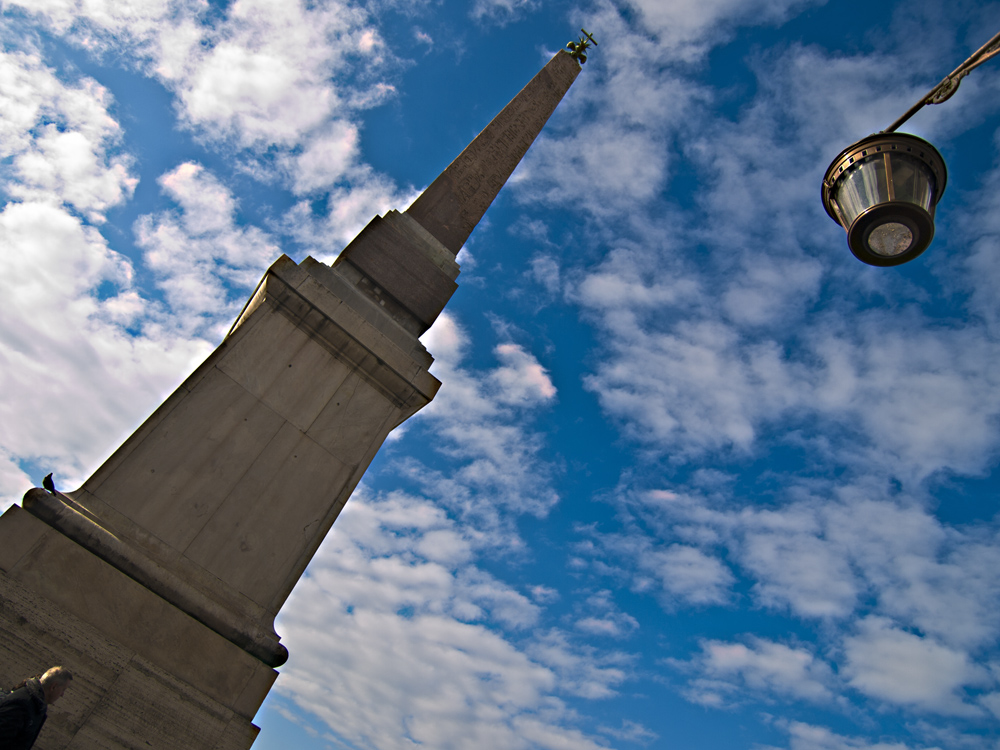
0, 49, 582, 749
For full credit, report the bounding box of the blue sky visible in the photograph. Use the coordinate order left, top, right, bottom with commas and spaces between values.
2, 1, 1000, 749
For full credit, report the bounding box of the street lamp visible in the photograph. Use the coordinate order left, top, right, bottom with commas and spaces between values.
822, 29, 1000, 266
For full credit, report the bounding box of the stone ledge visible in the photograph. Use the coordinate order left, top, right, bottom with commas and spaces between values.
21, 490, 288, 668
0, 507, 277, 724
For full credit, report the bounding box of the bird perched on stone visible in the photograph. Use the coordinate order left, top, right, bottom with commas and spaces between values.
42, 473, 56, 493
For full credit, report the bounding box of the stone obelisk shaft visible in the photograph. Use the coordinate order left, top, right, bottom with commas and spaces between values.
407, 50, 580, 254
0, 48, 583, 750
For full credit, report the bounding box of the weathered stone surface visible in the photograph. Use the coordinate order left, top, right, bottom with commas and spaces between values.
86, 366, 287, 552
0, 509, 274, 750
183, 423, 353, 604
337, 212, 459, 331
60, 258, 439, 640
217, 309, 353, 433
0, 509, 275, 712
21, 489, 283, 667
307, 371, 398, 465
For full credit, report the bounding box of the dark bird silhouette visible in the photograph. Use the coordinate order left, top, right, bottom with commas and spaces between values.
42, 473, 56, 493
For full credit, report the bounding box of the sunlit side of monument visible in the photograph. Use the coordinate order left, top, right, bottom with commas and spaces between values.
0, 46, 584, 749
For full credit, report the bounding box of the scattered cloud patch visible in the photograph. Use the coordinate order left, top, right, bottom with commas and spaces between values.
470, 0, 536, 26
135, 162, 280, 338
625, 0, 826, 62
275, 489, 616, 750
574, 590, 639, 638
842, 617, 989, 716
642, 544, 735, 606
765, 720, 927, 750
680, 637, 834, 707
412, 315, 561, 530
490, 343, 557, 405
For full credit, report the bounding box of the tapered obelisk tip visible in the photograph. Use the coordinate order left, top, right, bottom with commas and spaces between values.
405, 49, 583, 255
335, 42, 587, 335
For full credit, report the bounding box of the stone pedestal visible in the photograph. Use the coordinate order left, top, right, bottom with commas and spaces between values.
0, 216, 452, 747
0, 49, 582, 749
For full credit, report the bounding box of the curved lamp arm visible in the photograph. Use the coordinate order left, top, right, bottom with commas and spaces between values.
882, 27, 1000, 133
884, 28, 1000, 133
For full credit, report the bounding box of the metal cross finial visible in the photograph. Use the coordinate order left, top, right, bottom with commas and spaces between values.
567, 28, 598, 64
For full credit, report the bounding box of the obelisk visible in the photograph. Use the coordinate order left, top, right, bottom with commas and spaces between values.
0, 48, 582, 749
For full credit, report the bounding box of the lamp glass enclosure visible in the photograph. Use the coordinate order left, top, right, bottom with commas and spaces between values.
822, 133, 946, 266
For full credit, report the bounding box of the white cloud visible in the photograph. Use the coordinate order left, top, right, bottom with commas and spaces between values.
274, 491, 616, 750
5, 0, 189, 39
12, 0, 402, 223
642, 544, 734, 606
528, 254, 561, 296
720, 254, 823, 328
980, 691, 1000, 720
490, 343, 557, 405
10, 126, 136, 223
740, 508, 860, 619
572, 247, 700, 311
630, 487, 1000, 650
515, 9, 701, 218
680, 637, 834, 707
530, 585, 560, 604
409, 315, 561, 530
11, 0, 383, 150
767, 720, 932, 750
808, 323, 1000, 482
286, 120, 360, 195
821, 496, 1000, 651
526, 629, 629, 700
470, 0, 536, 25
624, 0, 824, 62
601, 483, 1000, 724
0, 49, 136, 221
520, 123, 669, 214
421, 311, 468, 363
582, 313, 805, 456
413, 28, 433, 49
574, 590, 639, 638
581, 273, 1000, 477
157, 161, 237, 234
959, 156, 1000, 337
0, 45, 212, 509
597, 719, 658, 744
168, 0, 388, 150
134, 162, 280, 338
165, 0, 392, 150
842, 617, 989, 716
285, 173, 418, 257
